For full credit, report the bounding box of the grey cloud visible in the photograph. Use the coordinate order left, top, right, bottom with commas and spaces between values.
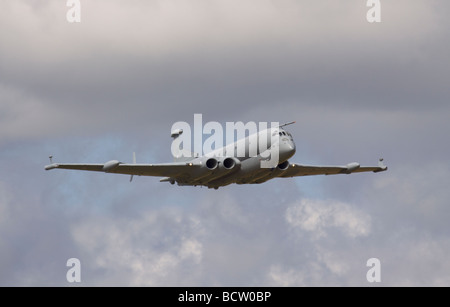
1, 0, 450, 286
1, 0, 449, 138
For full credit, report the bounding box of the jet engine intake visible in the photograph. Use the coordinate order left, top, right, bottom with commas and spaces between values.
222, 157, 237, 169
205, 158, 219, 170
199, 157, 241, 185
250, 160, 291, 183
277, 160, 290, 170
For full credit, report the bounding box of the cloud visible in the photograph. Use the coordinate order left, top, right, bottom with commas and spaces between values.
70, 208, 204, 286
0, 84, 69, 142
0, 181, 12, 225
286, 198, 371, 239
1, 0, 448, 143
1, 0, 450, 287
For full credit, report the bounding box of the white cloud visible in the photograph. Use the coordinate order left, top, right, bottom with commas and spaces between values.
71, 209, 204, 286
286, 198, 371, 239
318, 250, 350, 276
266, 265, 307, 287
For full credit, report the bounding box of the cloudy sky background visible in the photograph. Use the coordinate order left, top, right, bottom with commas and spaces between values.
1, 0, 449, 286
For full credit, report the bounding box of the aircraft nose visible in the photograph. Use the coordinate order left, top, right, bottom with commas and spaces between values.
286, 139, 295, 152
288, 142, 296, 154
279, 140, 296, 160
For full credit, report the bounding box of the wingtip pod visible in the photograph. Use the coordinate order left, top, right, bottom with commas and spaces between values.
102, 160, 121, 172
45, 164, 58, 171
345, 162, 360, 173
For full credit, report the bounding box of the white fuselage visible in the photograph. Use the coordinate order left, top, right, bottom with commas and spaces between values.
175, 127, 296, 188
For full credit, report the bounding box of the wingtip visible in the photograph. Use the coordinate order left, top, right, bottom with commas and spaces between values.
45, 164, 58, 171
373, 165, 388, 173
377, 158, 387, 171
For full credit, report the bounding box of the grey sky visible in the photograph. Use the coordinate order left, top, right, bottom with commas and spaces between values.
1, 0, 449, 286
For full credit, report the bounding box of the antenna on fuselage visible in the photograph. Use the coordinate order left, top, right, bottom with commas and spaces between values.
130, 152, 136, 182
279, 121, 296, 128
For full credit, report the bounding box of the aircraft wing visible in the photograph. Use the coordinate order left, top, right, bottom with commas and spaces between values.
44, 160, 201, 177
279, 160, 387, 177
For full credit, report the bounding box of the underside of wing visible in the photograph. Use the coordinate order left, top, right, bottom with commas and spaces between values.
45, 160, 201, 178
279, 160, 387, 177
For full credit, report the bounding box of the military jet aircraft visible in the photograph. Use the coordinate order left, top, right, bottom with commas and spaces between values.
45, 123, 387, 189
